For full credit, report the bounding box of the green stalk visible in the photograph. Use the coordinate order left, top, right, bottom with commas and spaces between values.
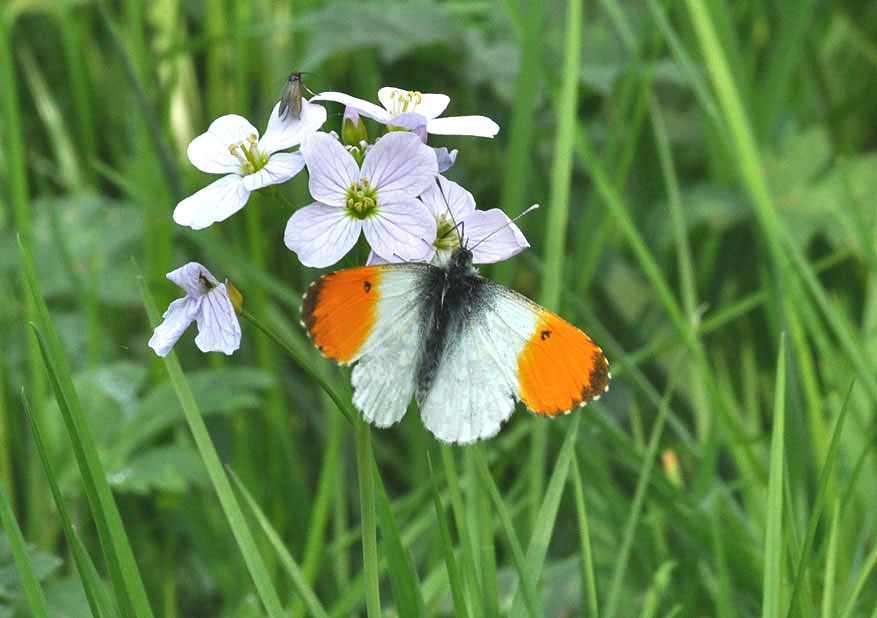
354, 417, 382, 618
531, 0, 582, 534
139, 279, 285, 618
761, 335, 786, 618
0, 479, 50, 618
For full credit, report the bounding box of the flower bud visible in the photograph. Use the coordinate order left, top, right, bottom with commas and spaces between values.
226, 280, 244, 314
341, 106, 368, 146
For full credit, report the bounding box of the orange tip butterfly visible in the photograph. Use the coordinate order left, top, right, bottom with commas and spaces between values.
300, 243, 610, 444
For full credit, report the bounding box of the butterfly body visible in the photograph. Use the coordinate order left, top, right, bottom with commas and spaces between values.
301, 248, 609, 444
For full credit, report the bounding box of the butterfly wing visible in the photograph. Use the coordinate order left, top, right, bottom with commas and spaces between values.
417, 280, 609, 444
301, 264, 428, 427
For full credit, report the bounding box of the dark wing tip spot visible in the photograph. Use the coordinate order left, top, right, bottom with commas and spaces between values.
300, 276, 328, 333
582, 350, 610, 400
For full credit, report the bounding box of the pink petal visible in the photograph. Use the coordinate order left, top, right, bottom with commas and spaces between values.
259, 99, 327, 155
173, 175, 251, 229
362, 198, 436, 262
188, 114, 259, 173
166, 262, 219, 295
420, 175, 475, 220
284, 203, 362, 268
361, 133, 437, 203
148, 296, 200, 357
300, 133, 360, 207
194, 284, 241, 355
377, 88, 449, 120
434, 147, 458, 173
387, 112, 428, 142
461, 209, 530, 264
242, 152, 305, 192
310, 91, 391, 123
427, 115, 500, 138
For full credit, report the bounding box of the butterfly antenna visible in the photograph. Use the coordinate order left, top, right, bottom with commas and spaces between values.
433, 177, 468, 245
467, 204, 540, 252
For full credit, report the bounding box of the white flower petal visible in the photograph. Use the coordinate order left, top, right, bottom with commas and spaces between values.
412, 93, 450, 119
386, 112, 428, 142
300, 133, 360, 207
194, 285, 241, 355
361, 133, 437, 203
187, 114, 259, 173
427, 115, 500, 138
242, 151, 305, 192
259, 99, 327, 155
148, 296, 201, 357
366, 250, 393, 265
420, 175, 475, 220
377, 88, 449, 120
462, 209, 530, 264
310, 91, 391, 123
284, 203, 362, 268
173, 174, 251, 229
362, 199, 436, 262
166, 262, 218, 295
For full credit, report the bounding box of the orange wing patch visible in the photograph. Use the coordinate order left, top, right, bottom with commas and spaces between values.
517, 311, 609, 416
301, 267, 382, 364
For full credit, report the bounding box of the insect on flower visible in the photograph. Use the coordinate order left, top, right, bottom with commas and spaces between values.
278, 71, 304, 120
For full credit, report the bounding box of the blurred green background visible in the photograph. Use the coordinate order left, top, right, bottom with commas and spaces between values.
1, 0, 876, 616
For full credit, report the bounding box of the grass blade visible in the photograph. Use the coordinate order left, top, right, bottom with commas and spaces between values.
227, 466, 329, 618
21, 238, 154, 618
784, 382, 854, 617
762, 335, 786, 618
353, 417, 382, 618
21, 391, 115, 618
0, 478, 50, 618
473, 448, 543, 618
427, 454, 470, 618
570, 453, 599, 617
373, 460, 426, 618
603, 393, 671, 618
440, 445, 484, 617
138, 277, 285, 618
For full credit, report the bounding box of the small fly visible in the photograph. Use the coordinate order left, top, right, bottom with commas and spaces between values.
278, 71, 303, 120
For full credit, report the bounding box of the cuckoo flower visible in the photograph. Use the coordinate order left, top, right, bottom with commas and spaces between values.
312, 87, 499, 138
370, 176, 530, 265
173, 99, 327, 229
148, 263, 241, 356
284, 132, 438, 268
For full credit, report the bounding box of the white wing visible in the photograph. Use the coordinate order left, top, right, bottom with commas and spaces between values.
417, 288, 539, 444
350, 266, 426, 428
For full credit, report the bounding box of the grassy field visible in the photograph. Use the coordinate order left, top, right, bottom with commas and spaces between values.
1, 0, 876, 616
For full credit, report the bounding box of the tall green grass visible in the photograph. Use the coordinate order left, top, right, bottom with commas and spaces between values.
1, 0, 876, 616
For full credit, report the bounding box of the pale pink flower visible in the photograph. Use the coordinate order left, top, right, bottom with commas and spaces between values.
284, 132, 438, 268
369, 176, 530, 265
148, 263, 241, 356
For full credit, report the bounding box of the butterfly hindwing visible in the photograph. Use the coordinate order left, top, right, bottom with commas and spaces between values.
417, 280, 609, 442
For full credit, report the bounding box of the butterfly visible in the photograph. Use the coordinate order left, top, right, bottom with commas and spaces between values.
300, 246, 609, 444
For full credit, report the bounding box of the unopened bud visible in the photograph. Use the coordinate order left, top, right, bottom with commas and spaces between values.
226, 280, 243, 314
341, 106, 368, 146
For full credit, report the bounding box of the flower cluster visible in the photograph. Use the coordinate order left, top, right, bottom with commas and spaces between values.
150, 85, 532, 356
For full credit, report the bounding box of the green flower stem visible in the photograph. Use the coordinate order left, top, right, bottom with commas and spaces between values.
241, 309, 380, 616
240, 310, 354, 426
354, 416, 382, 618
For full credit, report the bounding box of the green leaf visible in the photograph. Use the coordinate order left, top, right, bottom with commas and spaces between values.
20, 237, 155, 618
762, 335, 786, 618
